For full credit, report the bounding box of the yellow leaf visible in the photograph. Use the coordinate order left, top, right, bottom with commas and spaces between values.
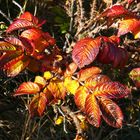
43, 71, 53, 80
34, 76, 47, 88
64, 77, 79, 95
55, 116, 63, 125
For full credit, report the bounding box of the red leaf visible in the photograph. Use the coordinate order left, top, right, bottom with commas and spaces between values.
29, 92, 47, 117
21, 28, 53, 52
85, 94, 101, 127
74, 86, 89, 112
14, 82, 40, 96
113, 47, 128, 68
85, 74, 111, 89
5, 37, 24, 51
77, 66, 102, 81
19, 12, 39, 25
99, 5, 130, 18
3, 55, 30, 77
94, 82, 130, 99
97, 97, 123, 128
6, 19, 35, 33
19, 36, 35, 55
72, 38, 101, 68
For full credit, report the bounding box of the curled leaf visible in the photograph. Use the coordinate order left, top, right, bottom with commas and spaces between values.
3, 55, 30, 77
118, 18, 140, 38
6, 19, 35, 33
34, 76, 47, 88
0, 41, 16, 52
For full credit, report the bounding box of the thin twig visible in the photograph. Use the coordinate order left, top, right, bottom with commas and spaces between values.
0, 10, 12, 23
12, 0, 24, 14
61, 106, 83, 135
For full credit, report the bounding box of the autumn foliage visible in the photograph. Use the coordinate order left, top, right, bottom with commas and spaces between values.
0, 1, 140, 139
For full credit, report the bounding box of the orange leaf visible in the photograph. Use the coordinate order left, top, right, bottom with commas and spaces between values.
77, 66, 102, 81
0, 41, 16, 52
47, 79, 66, 99
85, 74, 111, 89
64, 62, 78, 77
97, 97, 123, 128
118, 18, 140, 37
72, 37, 100, 68
85, 94, 101, 127
29, 92, 47, 117
14, 82, 40, 96
93, 82, 130, 99
74, 86, 89, 112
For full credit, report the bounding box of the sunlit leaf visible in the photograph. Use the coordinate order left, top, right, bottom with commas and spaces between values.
43, 71, 53, 80
85, 94, 101, 127
6, 19, 36, 33
74, 86, 89, 112
94, 82, 130, 99
129, 67, 140, 88
97, 97, 123, 128
0, 51, 22, 69
85, 74, 111, 89
77, 66, 102, 81
64, 62, 78, 77
64, 76, 79, 95
29, 92, 47, 117
0, 41, 16, 52
3, 55, 30, 77
14, 82, 40, 96
47, 79, 66, 99
118, 18, 140, 37
55, 116, 63, 125
72, 37, 100, 68
34, 76, 47, 88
